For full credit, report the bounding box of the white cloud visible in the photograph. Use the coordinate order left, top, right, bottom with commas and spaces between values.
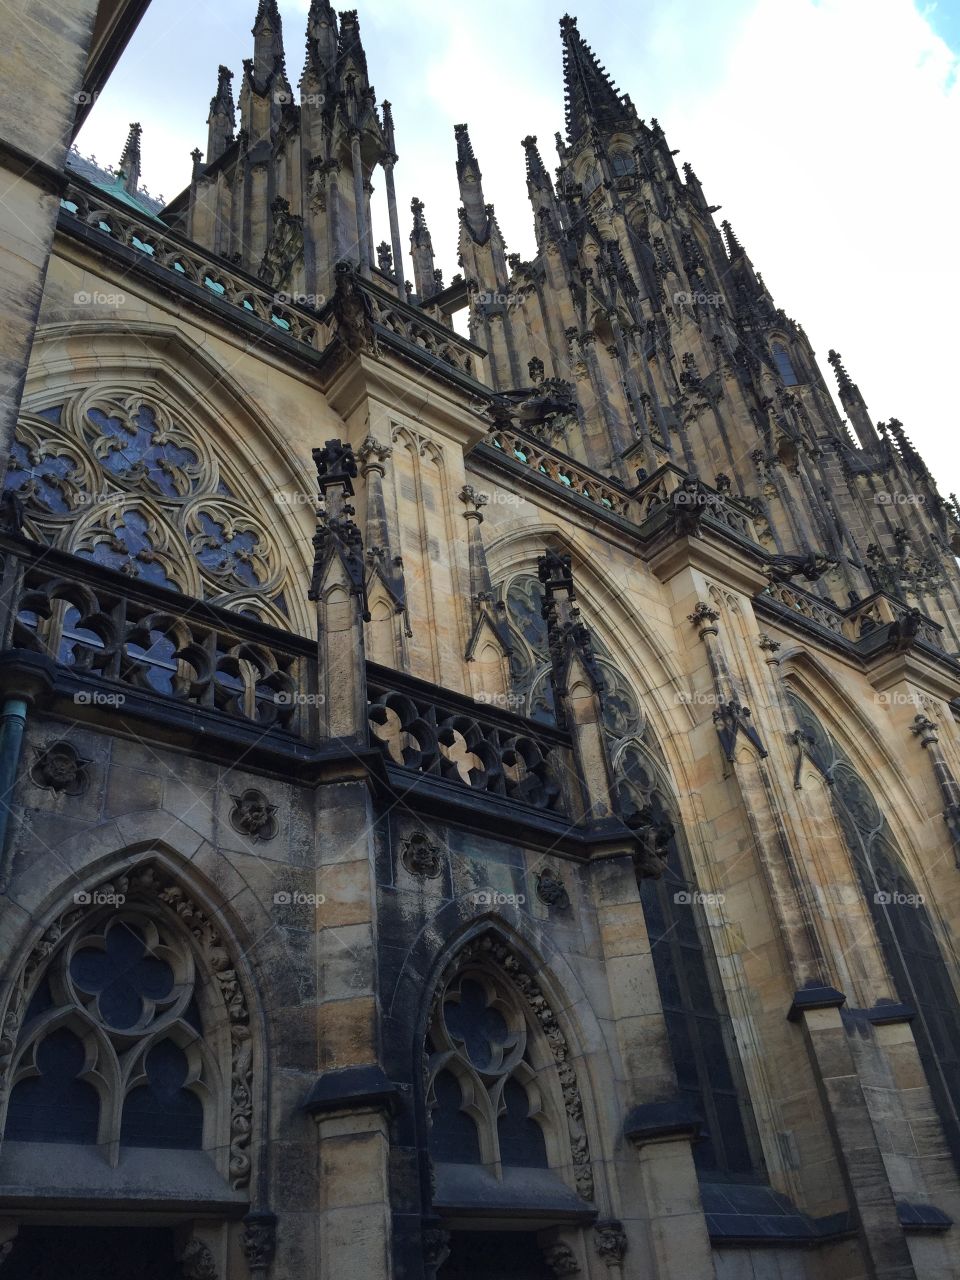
76, 0, 960, 492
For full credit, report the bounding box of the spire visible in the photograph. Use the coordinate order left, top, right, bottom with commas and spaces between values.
558, 14, 630, 145
454, 123, 488, 241
118, 122, 142, 196
381, 100, 397, 159
410, 198, 439, 300
207, 65, 236, 163
721, 220, 744, 260
304, 0, 338, 81
337, 9, 370, 86
522, 134, 551, 190
828, 350, 880, 452
252, 0, 285, 89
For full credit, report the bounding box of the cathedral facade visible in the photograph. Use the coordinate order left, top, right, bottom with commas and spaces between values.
0, 2, 959, 1278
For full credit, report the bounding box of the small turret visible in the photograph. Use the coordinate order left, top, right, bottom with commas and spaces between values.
206, 65, 236, 163
118, 122, 142, 196
410, 197, 439, 300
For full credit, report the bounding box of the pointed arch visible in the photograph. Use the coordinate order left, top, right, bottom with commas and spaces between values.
785, 689, 960, 1175
420, 924, 595, 1202
15, 321, 319, 635
0, 855, 264, 1193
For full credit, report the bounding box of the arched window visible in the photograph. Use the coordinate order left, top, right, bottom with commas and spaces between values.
425, 934, 594, 1200
581, 166, 603, 196
5, 388, 292, 625
609, 150, 634, 177
789, 694, 960, 1173
0, 867, 253, 1189
427, 971, 550, 1172
771, 341, 800, 386
500, 572, 762, 1178
617, 740, 760, 1176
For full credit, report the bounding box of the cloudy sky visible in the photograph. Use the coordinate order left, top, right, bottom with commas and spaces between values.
77, 0, 960, 494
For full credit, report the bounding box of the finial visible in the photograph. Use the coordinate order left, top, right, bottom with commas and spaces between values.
721, 220, 743, 258
827, 349, 852, 391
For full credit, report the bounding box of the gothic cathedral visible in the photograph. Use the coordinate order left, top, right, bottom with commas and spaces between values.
0, 2, 959, 1278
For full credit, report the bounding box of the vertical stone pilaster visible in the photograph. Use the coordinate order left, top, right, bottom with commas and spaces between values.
911, 714, 960, 863
790, 997, 917, 1279
0, 0, 111, 486
309, 439, 370, 746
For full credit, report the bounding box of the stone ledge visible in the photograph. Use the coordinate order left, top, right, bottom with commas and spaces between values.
303, 1064, 400, 1118
623, 1098, 703, 1145
786, 985, 847, 1022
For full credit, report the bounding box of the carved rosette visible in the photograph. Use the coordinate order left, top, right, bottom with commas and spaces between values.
400, 829, 443, 879
0, 863, 254, 1191
434, 932, 595, 1200
535, 866, 570, 909
230, 789, 279, 842
29, 741, 90, 795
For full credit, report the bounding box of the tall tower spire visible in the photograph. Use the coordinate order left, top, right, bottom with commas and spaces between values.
206, 66, 236, 164
118, 122, 142, 196
558, 14, 631, 145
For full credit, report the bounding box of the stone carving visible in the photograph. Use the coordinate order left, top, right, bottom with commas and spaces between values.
713, 699, 768, 762
29, 741, 89, 795
259, 196, 304, 292
767, 551, 837, 584
332, 261, 380, 355
437, 932, 595, 1200
422, 1224, 451, 1274
368, 676, 563, 813
593, 1220, 627, 1265
230, 788, 279, 841
400, 829, 443, 879
544, 1241, 581, 1275
0, 863, 253, 1190
536, 865, 570, 908
757, 632, 781, 653
242, 1211, 277, 1274
181, 1238, 217, 1280
626, 806, 674, 879
687, 601, 720, 632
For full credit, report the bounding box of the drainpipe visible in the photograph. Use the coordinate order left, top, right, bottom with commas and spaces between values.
0, 651, 56, 887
